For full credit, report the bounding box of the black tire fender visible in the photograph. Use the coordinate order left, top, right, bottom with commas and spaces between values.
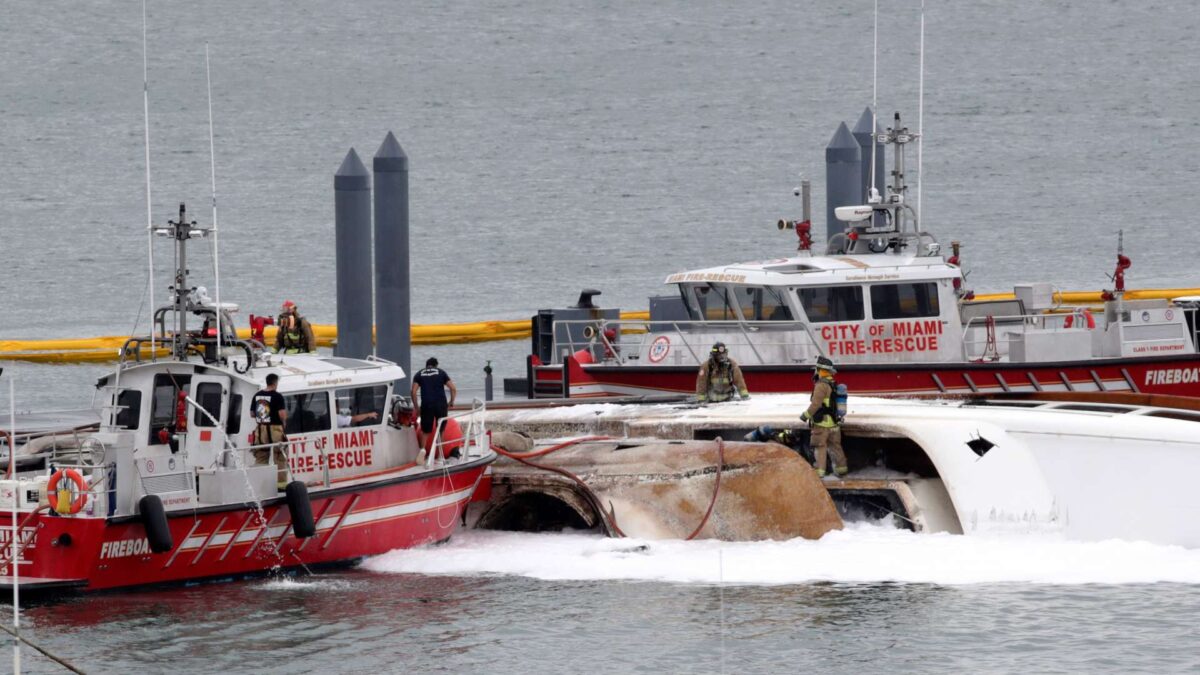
286, 481, 316, 538
139, 494, 174, 554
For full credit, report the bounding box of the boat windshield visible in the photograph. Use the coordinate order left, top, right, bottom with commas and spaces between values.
682, 283, 796, 322
688, 284, 738, 321
730, 286, 795, 321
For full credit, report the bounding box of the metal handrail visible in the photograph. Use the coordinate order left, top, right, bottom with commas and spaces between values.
957, 311, 1098, 360
548, 318, 826, 366
425, 399, 488, 467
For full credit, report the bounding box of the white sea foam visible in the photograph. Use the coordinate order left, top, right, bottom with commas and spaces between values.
362, 524, 1200, 586
259, 576, 358, 592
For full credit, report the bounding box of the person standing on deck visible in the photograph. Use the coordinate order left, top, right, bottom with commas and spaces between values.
800, 356, 848, 478
252, 373, 291, 488
411, 358, 457, 448
274, 300, 316, 354
696, 342, 750, 403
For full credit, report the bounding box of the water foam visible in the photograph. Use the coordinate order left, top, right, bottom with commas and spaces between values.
362, 524, 1200, 586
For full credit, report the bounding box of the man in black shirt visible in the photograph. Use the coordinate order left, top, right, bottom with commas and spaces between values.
410, 358, 456, 448
252, 373, 290, 488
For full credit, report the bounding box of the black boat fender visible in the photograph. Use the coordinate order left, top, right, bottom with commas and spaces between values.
286, 481, 316, 538
139, 494, 173, 553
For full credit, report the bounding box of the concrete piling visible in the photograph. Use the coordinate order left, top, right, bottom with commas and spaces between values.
334, 148, 374, 359
824, 121, 861, 241
372, 132, 411, 384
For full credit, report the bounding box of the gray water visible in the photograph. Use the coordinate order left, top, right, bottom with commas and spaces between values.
3, 0, 1200, 671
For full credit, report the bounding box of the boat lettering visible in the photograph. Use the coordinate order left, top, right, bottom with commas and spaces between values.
1145, 367, 1200, 386
1130, 343, 1186, 355
665, 272, 747, 284
289, 448, 374, 473
0, 528, 36, 547
820, 320, 942, 356
289, 429, 378, 473
101, 539, 153, 559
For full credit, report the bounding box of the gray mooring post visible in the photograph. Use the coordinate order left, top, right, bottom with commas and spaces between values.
825, 121, 861, 241
852, 107, 886, 221
334, 148, 373, 359
373, 131, 411, 385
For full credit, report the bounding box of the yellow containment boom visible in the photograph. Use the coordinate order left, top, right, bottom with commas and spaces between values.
969, 288, 1200, 304
0, 311, 654, 364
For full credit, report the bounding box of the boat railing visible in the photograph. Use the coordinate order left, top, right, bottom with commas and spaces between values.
118, 334, 265, 373
960, 311, 1080, 360
1176, 304, 1200, 353
425, 399, 489, 468
546, 318, 826, 366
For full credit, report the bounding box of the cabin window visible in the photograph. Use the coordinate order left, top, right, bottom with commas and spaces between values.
870, 282, 940, 320
284, 391, 331, 434
334, 385, 388, 427
730, 286, 795, 321
193, 382, 223, 428
226, 393, 243, 437
797, 286, 864, 322
149, 374, 191, 441
691, 285, 738, 321
762, 287, 794, 321
114, 389, 141, 430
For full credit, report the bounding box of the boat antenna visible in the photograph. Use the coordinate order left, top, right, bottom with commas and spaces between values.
8, 378, 19, 675
916, 0, 925, 230
205, 42, 222, 362
868, 0, 879, 204
142, 0, 156, 357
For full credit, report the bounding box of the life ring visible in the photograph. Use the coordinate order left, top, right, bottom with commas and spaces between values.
1063, 309, 1096, 330
48, 468, 88, 515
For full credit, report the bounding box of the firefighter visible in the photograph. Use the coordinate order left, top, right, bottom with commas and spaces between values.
696, 342, 750, 403
274, 300, 316, 354
800, 356, 848, 477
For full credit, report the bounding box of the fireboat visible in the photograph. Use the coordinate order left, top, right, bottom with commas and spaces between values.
527, 113, 1200, 400
0, 205, 494, 593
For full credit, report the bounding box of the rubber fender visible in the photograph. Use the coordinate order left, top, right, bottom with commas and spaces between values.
139, 494, 173, 553
286, 481, 316, 538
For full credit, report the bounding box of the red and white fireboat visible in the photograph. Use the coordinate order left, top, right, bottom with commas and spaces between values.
0, 205, 494, 593
529, 114, 1200, 399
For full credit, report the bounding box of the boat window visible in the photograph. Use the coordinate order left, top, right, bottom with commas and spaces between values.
226, 393, 243, 437
193, 382, 223, 428
150, 374, 191, 442
285, 391, 331, 434
678, 285, 701, 320
334, 385, 389, 427
797, 286, 864, 322
731, 286, 759, 321
870, 282, 940, 320
763, 287, 794, 321
114, 389, 141, 430
731, 286, 795, 321
691, 284, 738, 321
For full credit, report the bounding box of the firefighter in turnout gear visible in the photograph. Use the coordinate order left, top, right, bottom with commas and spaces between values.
274, 300, 316, 354
696, 342, 750, 403
800, 356, 848, 477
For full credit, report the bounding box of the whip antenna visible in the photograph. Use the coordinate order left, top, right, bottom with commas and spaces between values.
142, 0, 156, 357
916, 0, 926, 229
9, 379, 18, 675
205, 42, 223, 361
868, 0, 879, 203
